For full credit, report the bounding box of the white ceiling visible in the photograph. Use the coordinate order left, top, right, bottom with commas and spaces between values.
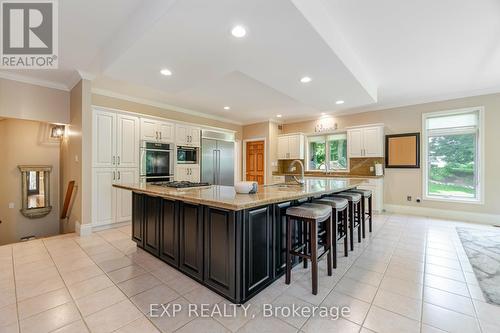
1, 0, 500, 124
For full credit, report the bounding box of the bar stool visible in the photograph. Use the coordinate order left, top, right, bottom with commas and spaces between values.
285, 203, 333, 295
346, 189, 373, 235
314, 197, 349, 268
332, 192, 362, 251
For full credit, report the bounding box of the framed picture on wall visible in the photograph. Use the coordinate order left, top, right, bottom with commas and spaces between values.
385, 133, 420, 168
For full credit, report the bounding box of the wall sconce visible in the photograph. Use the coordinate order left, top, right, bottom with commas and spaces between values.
50, 125, 65, 139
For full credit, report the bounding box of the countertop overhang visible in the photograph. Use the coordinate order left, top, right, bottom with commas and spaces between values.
114, 178, 366, 210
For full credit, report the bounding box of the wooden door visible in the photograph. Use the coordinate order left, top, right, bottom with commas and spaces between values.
363, 126, 384, 157
116, 168, 138, 223
246, 141, 265, 185
92, 168, 116, 226
158, 121, 174, 143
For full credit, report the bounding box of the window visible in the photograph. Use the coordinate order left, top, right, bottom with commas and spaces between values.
423, 108, 483, 203
307, 133, 348, 171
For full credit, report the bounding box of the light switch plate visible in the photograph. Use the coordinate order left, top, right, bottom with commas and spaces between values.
8, 202, 14, 209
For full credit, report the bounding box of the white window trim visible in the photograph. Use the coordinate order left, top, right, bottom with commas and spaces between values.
422, 107, 485, 204
306, 133, 350, 173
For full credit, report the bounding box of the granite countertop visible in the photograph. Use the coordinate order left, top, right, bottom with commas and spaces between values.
272, 172, 384, 179
114, 178, 365, 211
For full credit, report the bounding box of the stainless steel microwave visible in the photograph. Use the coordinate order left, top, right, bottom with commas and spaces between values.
177, 146, 199, 164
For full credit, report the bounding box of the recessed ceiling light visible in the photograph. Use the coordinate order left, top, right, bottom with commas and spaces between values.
223, 106, 231, 110
231, 25, 247, 38
300, 76, 312, 83
335, 100, 345, 105
276, 114, 282, 118
160, 68, 172, 76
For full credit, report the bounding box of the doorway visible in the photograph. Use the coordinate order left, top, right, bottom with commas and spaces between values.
245, 140, 265, 185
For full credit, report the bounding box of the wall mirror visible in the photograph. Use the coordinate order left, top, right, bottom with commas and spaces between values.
18, 165, 52, 218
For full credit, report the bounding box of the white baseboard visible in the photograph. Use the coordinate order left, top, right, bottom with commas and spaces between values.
76, 220, 131, 235
91, 221, 131, 232
384, 204, 500, 226
75, 221, 93, 236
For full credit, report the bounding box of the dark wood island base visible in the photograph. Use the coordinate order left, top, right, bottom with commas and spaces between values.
116, 178, 364, 303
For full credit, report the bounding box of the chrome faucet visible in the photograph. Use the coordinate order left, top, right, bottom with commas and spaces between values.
290, 159, 305, 185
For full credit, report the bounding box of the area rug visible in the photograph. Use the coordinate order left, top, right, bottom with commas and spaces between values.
456, 227, 500, 305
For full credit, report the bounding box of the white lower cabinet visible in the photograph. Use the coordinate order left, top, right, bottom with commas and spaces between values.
92, 167, 138, 226
357, 178, 384, 212
175, 165, 200, 182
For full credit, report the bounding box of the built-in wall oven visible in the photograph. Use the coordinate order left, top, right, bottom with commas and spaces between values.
140, 141, 174, 182
177, 146, 199, 164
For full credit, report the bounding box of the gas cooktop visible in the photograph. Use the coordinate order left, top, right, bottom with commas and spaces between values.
151, 181, 211, 189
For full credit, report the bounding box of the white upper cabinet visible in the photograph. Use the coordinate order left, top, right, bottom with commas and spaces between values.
347, 125, 384, 158
277, 134, 304, 160
158, 122, 174, 142
116, 114, 140, 168
93, 109, 140, 168
140, 118, 175, 143
93, 110, 116, 168
347, 129, 363, 158
176, 124, 200, 147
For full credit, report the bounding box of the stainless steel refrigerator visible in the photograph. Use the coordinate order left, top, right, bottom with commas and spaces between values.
201, 130, 235, 186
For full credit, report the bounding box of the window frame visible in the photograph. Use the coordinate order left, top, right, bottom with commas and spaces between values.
306, 132, 349, 173
422, 107, 485, 204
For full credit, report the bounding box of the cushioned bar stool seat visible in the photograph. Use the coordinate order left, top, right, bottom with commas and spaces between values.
285, 203, 333, 295
346, 189, 373, 236
286, 203, 332, 220
332, 192, 362, 251
314, 197, 349, 267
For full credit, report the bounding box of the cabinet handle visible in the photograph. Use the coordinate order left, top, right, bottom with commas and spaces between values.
159, 132, 162, 140
118, 171, 121, 180
113, 171, 116, 180
112, 156, 115, 165
117, 156, 120, 165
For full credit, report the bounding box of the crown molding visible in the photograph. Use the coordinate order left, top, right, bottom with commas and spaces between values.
67, 70, 97, 90
91, 88, 244, 126
0, 71, 69, 91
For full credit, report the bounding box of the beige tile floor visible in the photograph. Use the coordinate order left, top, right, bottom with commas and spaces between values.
0, 213, 499, 333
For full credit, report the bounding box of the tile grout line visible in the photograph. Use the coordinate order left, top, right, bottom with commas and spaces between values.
40, 237, 93, 333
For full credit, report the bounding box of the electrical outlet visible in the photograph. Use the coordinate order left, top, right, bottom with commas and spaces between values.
8, 202, 14, 209
406, 196, 412, 202
370, 166, 374, 172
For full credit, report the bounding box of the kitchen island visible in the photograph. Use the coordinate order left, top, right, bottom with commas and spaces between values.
114, 178, 364, 303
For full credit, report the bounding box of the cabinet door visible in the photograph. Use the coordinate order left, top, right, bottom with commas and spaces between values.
348, 129, 363, 157
179, 203, 204, 281
175, 124, 189, 145
243, 205, 273, 298
204, 207, 236, 299
189, 165, 200, 182
363, 127, 384, 157
140, 118, 159, 141
175, 165, 190, 182
288, 135, 303, 159
93, 110, 116, 167
277, 136, 289, 160
160, 199, 179, 267
144, 196, 161, 256
116, 168, 138, 223
92, 168, 116, 226
158, 122, 174, 143
117, 114, 139, 168
132, 193, 144, 247
189, 127, 201, 147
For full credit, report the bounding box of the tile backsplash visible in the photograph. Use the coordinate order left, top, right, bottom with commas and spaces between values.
278, 157, 384, 176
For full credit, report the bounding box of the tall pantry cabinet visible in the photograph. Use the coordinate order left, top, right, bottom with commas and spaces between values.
92, 108, 140, 227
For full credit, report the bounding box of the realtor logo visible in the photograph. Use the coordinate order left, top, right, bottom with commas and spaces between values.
1, 0, 58, 68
